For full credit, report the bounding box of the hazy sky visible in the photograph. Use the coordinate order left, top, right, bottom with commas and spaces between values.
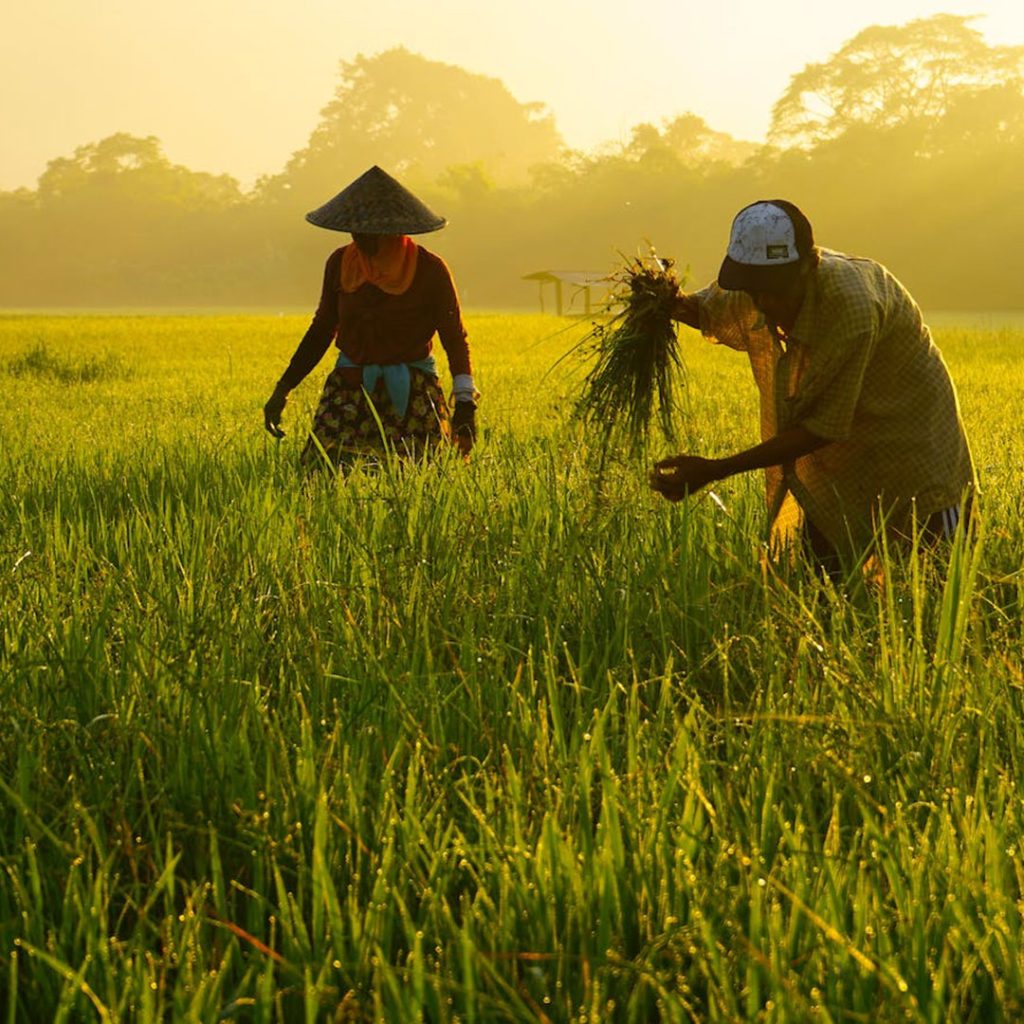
2, 1, 1022, 191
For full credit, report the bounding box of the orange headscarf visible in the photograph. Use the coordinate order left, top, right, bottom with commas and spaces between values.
340, 235, 419, 295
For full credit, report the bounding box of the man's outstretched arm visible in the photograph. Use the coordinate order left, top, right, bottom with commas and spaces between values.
650, 427, 830, 501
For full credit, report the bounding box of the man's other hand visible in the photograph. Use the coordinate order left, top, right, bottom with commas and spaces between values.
649, 454, 721, 501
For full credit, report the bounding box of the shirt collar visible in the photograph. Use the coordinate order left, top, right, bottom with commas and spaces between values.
787, 265, 820, 345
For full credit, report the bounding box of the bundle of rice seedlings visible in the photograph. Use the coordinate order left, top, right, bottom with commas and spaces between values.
571, 253, 685, 451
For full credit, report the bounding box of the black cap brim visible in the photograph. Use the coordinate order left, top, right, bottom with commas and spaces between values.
718, 255, 802, 292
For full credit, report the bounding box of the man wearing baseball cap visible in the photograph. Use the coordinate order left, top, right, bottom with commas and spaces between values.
650, 199, 976, 573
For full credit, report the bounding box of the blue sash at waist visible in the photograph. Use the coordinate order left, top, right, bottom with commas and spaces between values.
335, 353, 437, 419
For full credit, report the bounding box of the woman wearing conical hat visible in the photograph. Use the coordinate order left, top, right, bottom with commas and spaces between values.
262, 166, 478, 466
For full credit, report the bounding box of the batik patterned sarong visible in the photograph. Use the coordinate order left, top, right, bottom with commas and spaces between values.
301, 366, 451, 468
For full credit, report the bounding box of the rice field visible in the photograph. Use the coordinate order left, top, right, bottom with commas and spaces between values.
1, 311, 1022, 1022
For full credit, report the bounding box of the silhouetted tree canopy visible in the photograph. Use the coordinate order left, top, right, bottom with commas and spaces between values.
37, 133, 242, 208
769, 14, 1024, 151
0, 134, 249, 305
260, 48, 563, 202
2, 27, 1024, 310
625, 114, 758, 169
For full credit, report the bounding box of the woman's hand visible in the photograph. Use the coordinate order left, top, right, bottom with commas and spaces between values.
263, 386, 288, 438
451, 401, 477, 456
649, 454, 722, 501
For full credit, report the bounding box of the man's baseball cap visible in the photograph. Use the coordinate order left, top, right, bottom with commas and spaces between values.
717, 200, 814, 292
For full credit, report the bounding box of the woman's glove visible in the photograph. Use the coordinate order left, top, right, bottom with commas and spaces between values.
451, 401, 477, 455
263, 385, 289, 438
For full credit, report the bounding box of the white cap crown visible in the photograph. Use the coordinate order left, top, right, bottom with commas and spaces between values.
727, 202, 799, 267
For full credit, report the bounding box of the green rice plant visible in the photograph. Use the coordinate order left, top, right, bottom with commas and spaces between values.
4, 340, 133, 384
569, 254, 685, 453
0, 312, 1021, 1021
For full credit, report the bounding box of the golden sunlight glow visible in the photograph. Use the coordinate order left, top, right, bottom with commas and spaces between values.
1, 0, 1022, 190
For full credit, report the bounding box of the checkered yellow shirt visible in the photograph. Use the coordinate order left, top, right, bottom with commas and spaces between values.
696, 251, 976, 552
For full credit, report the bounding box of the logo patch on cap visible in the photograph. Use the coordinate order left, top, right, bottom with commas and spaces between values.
766, 244, 790, 260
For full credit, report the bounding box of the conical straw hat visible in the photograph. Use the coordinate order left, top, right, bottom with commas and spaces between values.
305, 166, 447, 234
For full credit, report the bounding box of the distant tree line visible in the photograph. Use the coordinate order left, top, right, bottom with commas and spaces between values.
2, 15, 1022, 310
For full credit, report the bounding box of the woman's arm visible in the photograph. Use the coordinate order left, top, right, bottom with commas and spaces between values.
263, 251, 342, 436
431, 256, 472, 380
275, 249, 343, 393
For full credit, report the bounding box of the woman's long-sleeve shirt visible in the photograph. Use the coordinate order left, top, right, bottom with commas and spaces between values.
276, 245, 471, 393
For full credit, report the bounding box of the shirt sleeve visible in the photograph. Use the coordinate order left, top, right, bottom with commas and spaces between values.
695, 283, 764, 352
432, 256, 471, 377
276, 250, 342, 392
789, 291, 879, 441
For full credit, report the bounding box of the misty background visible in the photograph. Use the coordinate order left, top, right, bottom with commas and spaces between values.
2, 14, 1022, 311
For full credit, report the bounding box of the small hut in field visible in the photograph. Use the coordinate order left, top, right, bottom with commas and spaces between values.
522, 270, 610, 315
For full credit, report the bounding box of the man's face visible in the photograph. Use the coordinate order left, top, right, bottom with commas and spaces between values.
748, 289, 792, 325
745, 271, 808, 331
